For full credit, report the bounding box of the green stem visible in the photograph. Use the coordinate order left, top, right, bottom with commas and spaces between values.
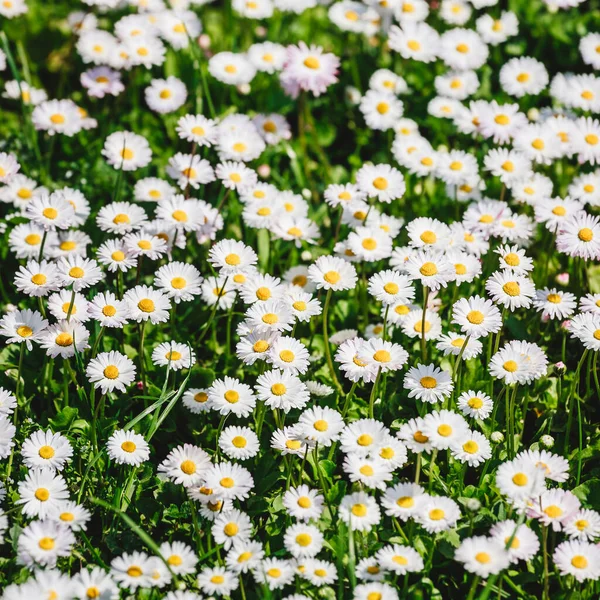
323, 288, 343, 395
420, 286, 429, 362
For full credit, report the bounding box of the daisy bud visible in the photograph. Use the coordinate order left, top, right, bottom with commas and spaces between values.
561, 320, 571, 331
302, 188, 312, 200
491, 431, 504, 443
255, 25, 267, 38
540, 434, 555, 449
345, 86, 361, 106
465, 498, 481, 512
198, 34, 211, 50
257, 164, 270, 178
136, 381, 144, 390
5, 304, 17, 313
527, 108, 540, 121
541, 313, 550, 323
237, 83, 251, 95
554, 361, 566, 375
555, 272, 569, 286
301, 250, 313, 262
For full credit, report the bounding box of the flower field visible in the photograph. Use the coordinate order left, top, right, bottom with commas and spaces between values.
1, 0, 600, 597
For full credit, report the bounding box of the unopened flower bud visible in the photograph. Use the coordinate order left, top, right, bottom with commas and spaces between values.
198, 34, 211, 50
554, 361, 566, 375
237, 83, 251, 95
555, 272, 569, 286
491, 431, 504, 443
540, 435, 555, 448
301, 250, 312, 261
527, 108, 539, 122
257, 164, 270, 178
466, 498, 481, 512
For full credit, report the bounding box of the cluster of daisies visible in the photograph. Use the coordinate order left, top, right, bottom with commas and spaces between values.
2, 0, 600, 596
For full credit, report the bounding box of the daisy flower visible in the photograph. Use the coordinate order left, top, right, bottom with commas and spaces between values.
403, 364, 453, 404
110, 551, 153, 590
158, 443, 211, 487
209, 376, 257, 417
416, 496, 461, 533
489, 520, 540, 563
17, 468, 69, 519
404, 250, 454, 291
96, 201, 148, 234
106, 430, 150, 466
21, 429, 73, 471
436, 333, 483, 359
39, 320, 90, 358
339, 492, 381, 531
280, 42, 339, 97
283, 485, 324, 521
145, 76, 187, 114
457, 390, 493, 420
452, 296, 503, 338
380, 482, 427, 520
486, 271, 536, 311
17, 520, 75, 568
0, 308, 48, 350
375, 544, 424, 575
556, 211, 600, 260
495, 458, 546, 504
421, 410, 469, 450
212, 509, 252, 550
553, 540, 600, 582
124, 285, 171, 324
297, 405, 345, 447
219, 426, 260, 460
47, 500, 91, 531
356, 163, 405, 203
102, 131, 152, 171
450, 430, 492, 466
176, 114, 219, 146
202, 461, 255, 501
454, 536, 510, 578
152, 341, 195, 371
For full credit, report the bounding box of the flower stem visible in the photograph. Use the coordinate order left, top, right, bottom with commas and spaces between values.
322, 288, 343, 395
420, 286, 429, 362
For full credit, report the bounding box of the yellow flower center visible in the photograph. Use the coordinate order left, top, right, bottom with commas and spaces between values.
262, 313, 278, 324
232, 436, 247, 448
314, 419, 329, 432
468, 397, 483, 409
303, 56, 320, 69
224, 390, 239, 403
39, 537, 55, 550
271, 383, 287, 396
419, 262, 437, 276
420, 376, 437, 389
502, 282, 520, 296
571, 555, 588, 569
373, 349, 391, 363
372, 177, 388, 190
35, 487, 50, 501
437, 424, 452, 437
180, 460, 197, 475
55, 332, 74, 347
121, 441, 136, 453
138, 298, 155, 313
512, 472, 528, 486
352, 503, 367, 517
429, 508, 445, 520
17, 325, 33, 338
462, 440, 479, 454
578, 227, 594, 242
